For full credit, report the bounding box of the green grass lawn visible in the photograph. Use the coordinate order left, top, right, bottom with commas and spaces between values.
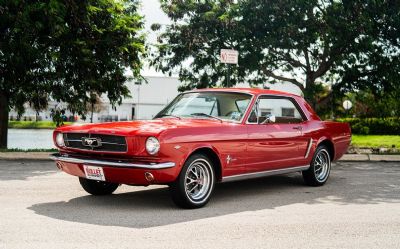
8, 121, 72, 129
351, 135, 400, 148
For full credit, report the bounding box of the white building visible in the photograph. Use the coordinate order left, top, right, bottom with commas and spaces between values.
9, 76, 181, 122
94, 76, 181, 121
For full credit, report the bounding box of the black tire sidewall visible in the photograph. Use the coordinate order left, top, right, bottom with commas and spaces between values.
79, 177, 119, 195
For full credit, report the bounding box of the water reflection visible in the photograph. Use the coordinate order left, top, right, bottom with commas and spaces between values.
8, 129, 55, 149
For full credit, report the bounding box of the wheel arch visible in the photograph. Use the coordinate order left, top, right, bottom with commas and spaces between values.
185, 146, 223, 182
317, 138, 335, 161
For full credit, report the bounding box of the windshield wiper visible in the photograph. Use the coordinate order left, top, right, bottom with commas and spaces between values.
190, 113, 223, 122
156, 114, 181, 120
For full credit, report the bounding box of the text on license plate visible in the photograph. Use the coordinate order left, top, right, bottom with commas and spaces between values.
83, 165, 105, 181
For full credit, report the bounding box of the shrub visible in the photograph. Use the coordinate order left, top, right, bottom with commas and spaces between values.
336, 118, 400, 135
359, 126, 370, 135
352, 122, 370, 135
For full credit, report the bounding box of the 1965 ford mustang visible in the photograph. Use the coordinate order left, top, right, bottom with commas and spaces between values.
51, 88, 351, 208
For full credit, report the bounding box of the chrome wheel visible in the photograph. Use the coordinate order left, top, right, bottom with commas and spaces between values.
303, 145, 331, 186
170, 154, 216, 208
184, 159, 213, 203
313, 149, 330, 182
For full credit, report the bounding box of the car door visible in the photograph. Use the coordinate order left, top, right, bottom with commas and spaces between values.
246, 95, 309, 173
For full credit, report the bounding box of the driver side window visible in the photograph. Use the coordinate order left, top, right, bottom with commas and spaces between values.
248, 96, 305, 124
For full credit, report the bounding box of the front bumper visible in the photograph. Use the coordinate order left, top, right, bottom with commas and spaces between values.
50, 153, 179, 185
50, 153, 175, 169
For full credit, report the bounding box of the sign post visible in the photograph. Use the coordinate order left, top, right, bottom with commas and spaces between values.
220, 49, 238, 87
342, 100, 352, 117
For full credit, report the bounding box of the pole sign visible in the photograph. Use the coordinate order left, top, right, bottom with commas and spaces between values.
342, 100, 352, 110
220, 49, 238, 64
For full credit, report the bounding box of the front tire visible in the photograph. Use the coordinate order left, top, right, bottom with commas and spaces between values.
79, 177, 119, 195
170, 154, 216, 209
302, 145, 331, 186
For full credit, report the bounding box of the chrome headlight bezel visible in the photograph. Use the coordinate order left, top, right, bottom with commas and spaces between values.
145, 137, 160, 155
55, 132, 65, 147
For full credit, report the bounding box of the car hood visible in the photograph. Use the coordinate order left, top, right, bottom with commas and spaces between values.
56, 118, 232, 136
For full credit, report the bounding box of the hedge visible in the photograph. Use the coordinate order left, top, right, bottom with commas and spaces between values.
336, 118, 400, 135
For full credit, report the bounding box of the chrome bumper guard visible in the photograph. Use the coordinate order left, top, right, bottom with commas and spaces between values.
50, 153, 175, 169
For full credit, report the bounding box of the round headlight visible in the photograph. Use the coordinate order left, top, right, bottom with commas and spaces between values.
56, 133, 65, 147
146, 137, 160, 155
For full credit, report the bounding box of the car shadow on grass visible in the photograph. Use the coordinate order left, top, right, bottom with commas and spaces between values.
28, 162, 400, 229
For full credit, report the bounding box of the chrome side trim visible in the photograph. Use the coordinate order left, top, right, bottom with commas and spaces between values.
221, 165, 310, 183
304, 138, 313, 158
50, 153, 175, 169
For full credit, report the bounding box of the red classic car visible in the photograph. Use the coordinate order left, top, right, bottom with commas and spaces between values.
51, 88, 351, 208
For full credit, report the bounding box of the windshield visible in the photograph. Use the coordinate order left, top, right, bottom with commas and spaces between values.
155, 92, 252, 122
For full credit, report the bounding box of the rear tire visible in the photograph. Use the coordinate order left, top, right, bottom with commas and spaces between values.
302, 145, 331, 186
169, 154, 215, 209
79, 177, 119, 195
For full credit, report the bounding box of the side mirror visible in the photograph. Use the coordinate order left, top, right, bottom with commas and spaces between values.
265, 114, 276, 123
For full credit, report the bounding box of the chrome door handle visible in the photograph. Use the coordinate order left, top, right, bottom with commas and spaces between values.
293, 126, 302, 130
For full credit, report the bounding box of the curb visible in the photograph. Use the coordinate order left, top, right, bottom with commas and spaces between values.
1, 152, 400, 162
340, 154, 400, 162
0, 152, 52, 161
339, 154, 370, 161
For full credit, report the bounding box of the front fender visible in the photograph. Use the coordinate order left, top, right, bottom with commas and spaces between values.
179, 143, 222, 168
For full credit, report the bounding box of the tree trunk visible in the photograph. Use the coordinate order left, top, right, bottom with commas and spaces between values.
303, 76, 317, 110
0, 91, 9, 149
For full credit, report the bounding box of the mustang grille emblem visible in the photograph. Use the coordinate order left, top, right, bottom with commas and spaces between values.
81, 137, 102, 148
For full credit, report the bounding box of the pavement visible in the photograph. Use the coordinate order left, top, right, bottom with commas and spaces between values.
0, 160, 399, 249
1, 151, 400, 161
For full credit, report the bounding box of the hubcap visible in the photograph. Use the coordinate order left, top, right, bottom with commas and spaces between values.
314, 149, 330, 182
184, 159, 212, 201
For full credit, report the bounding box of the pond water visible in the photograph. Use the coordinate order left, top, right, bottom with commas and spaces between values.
8, 129, 55, 149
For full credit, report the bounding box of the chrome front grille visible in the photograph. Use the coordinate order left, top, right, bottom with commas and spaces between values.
63, 133, 127, 152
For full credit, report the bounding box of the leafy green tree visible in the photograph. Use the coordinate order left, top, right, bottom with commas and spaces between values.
0, 0, 145, 148
152, 0, 399, 109
335, 1, 400, 99
350, 89, 400, 118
